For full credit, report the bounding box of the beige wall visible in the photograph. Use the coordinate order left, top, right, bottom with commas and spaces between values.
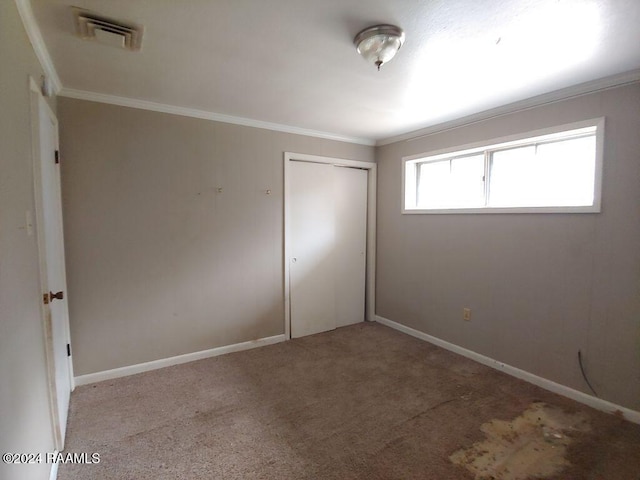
58, 98, 374, 375
0, 2, 57, 479
376, 83, 640, 411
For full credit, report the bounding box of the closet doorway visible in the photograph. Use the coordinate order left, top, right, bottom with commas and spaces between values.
284, 153, 376, 339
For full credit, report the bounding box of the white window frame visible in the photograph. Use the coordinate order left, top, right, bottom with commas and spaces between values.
402, 117, 605, 214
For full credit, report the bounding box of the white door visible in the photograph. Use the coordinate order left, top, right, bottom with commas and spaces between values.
334, 167, 367, 328
289, 161, 368, 338
31, 83, 72, 449
290, 162, 336, 338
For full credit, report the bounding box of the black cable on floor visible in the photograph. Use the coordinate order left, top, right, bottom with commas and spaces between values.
578, 350, 598, 397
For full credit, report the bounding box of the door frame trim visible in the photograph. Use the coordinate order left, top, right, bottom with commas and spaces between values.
29, 76, 73, 450
283, 152, 377, 340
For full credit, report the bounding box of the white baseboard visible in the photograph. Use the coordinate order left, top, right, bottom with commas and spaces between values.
74, 334, 286, 386
49, 451, 59, 480
375, 315, 640, 424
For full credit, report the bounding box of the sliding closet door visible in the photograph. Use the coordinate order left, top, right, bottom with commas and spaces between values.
334, 166, 367, 327
289, 161, 336, 338
289, 161, 367, 338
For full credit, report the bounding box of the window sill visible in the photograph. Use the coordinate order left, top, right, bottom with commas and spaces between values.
402, 205, 601, 215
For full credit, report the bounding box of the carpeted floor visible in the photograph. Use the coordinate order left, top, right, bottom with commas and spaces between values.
59, 322, 640, 479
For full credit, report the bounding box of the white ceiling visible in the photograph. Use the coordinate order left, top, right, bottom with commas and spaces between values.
31, 0, 640, 144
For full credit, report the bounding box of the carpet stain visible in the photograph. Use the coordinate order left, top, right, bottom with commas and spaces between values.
450, 402, 591, 480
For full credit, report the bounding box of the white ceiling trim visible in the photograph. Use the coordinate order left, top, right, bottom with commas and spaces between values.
14, 0, 62, 94
59, 88, 376, 146
15, 0, 640, 148
377, 69, 640, 146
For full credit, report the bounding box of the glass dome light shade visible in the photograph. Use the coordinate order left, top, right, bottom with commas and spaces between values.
354, 25, 405, 70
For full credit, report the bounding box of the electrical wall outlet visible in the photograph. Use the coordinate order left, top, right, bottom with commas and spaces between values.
463, 308, 471, 321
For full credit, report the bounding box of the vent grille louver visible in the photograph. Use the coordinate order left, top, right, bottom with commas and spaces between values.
72, 7, 143, 51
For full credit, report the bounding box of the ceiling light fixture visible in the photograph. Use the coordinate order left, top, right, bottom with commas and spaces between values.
354, 24, 405, 71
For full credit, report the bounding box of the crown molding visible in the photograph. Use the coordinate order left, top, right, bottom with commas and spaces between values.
13, 0, 638, 150
376, 69, 640, 146
15, 0, 62, 94
59, 88, 376, 146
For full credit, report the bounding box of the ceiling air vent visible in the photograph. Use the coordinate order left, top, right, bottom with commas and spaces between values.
72, 7, 143, 51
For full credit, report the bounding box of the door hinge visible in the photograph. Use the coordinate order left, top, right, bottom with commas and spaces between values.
67, 343, 71, 357
54, 150, 60, 164
43, 293, 50, 305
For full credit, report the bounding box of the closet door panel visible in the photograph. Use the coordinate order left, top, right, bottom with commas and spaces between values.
334, 167, 367, 328
289, 161, 336, 338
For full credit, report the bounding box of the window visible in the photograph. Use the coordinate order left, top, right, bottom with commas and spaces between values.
403, 118, 604, 214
